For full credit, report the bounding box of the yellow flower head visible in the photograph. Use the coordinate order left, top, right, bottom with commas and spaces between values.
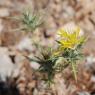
57, 23, 84, 50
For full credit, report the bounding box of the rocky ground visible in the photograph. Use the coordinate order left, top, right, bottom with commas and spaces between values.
0, 0, 95, 95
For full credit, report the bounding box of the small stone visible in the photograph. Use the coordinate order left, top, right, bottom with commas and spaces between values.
28, 81, 36, 89
30, 62, 40, 70
0, 8, 10, 17
15, 53, 26, 66
0, 52, 14, 81
91, 76, 95, 82
16, 37, 33, 51
86, 54, 95, 65
77, 91, 90, 95
65, 6, 75, 17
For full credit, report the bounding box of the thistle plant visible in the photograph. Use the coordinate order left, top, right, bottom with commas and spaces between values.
12, 9, 44, 32
56, 24, 85, 80
20, 10, 44, 32
33, 47, 57, 85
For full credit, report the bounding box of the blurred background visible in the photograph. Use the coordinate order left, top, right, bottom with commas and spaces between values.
0, 0, 95, 95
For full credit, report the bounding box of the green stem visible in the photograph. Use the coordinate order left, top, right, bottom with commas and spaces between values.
71, 61, 77, 81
